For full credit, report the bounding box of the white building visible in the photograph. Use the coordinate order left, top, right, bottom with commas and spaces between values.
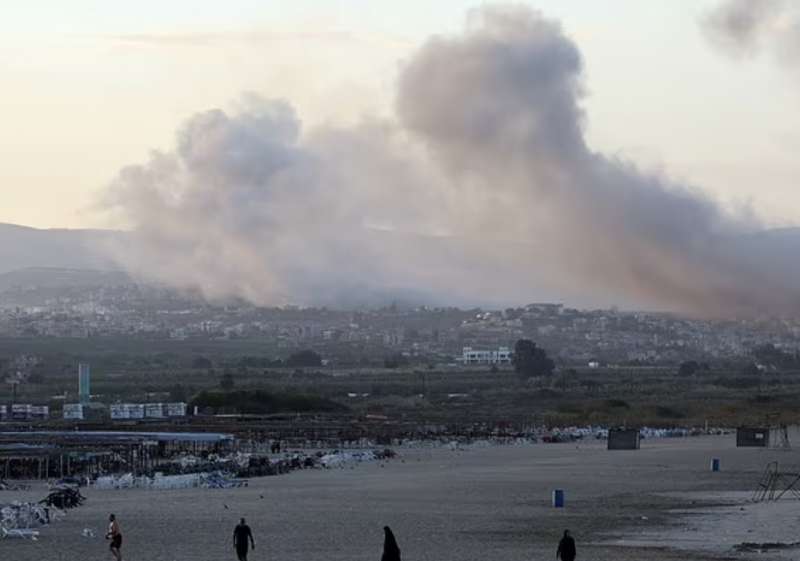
461, 346, 512, 365
166, 402, 187, 417
145, 403, 166, 419
110, 404, 129, 420
63, 403, 84, 420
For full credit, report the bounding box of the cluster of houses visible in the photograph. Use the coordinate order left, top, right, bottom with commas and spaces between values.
0, 404, 50, 421
110, 402, 187, 420
1, 402, 187, 422
63, 401, 187, 421
458, 346, 512, 365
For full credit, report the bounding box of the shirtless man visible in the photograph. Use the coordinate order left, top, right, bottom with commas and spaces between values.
105, 513, 123, 561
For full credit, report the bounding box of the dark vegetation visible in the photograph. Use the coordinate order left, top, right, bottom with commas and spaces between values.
0, 336, 798, 428
190, 389, 347, 415
513, 339, 555, 380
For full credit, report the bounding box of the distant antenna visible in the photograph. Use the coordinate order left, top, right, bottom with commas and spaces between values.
78, 363, 91, 404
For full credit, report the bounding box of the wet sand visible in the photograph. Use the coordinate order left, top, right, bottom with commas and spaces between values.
1, 435, 793, 561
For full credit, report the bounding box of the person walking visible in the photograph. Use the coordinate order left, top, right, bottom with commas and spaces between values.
557, 529, 576, 561
233, 518, 256, 561
381, 526, 401, 561
105, 513, 123, 561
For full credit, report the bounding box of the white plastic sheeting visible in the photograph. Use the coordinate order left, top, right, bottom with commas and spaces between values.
0, 501, 63, 540
93, 471, 246, 490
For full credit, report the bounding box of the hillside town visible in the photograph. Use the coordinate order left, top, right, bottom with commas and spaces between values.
0, 281, 797, 366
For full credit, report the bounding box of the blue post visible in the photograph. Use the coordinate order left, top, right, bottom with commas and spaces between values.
711, 458, 720, 472
552, 489, 565, 508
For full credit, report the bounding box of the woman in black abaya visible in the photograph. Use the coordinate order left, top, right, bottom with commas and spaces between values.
381, 526, 401, 561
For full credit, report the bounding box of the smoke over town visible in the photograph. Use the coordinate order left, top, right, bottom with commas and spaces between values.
101, 6, 800, 317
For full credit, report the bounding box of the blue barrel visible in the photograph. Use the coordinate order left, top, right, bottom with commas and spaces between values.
552, 489, 565, 508
711, 458, 720, 472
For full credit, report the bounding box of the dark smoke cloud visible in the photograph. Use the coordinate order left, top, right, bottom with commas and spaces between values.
703, 0, 800, 62
101, 6, 800, 317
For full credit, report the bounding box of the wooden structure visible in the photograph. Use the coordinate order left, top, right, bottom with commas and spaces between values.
737, 427, 770, 448
0, 431, 234, 480
607, 428, 640, 450
753, 461, 800, 501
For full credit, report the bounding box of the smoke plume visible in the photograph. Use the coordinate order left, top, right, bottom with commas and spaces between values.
101, 6, 800, 317
703, 0, 800, 62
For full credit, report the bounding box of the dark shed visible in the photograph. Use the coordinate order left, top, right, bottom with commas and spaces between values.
608, 428, 640, 450
737, 427, 769, 447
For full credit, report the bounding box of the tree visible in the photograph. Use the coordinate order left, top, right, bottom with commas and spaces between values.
169, 384, 188, 402
192, 356, 213, 369
513, 339, 555, 380
220, 372, 235, 390
27, 372, 46, 384
384, 353, 410, 369
678, 360, 699, 377
740, 362, 761, 377
558, 368, 577, 391
286, 350, 323, 368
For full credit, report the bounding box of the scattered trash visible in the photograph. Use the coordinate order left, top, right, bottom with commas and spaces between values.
81, 528, 96, 538
94, 471, 247, 490
735, 542, 800, 552
0, 480, 30, 491
2, 502, 53, 529
1, 527, 40, 540
0, 485, 85, 541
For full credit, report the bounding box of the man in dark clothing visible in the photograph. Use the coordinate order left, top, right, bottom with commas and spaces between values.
557, 529, 576, 561
233, 518, 255, 561
382, 526, 401, 561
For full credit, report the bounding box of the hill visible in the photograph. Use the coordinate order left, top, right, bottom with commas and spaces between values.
0, 267, 131, 293
0, 223, 122, 275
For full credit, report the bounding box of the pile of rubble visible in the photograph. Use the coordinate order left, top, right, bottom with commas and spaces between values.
317, 449, 396, 468
94, 470, 248, 490
0, 480, 30, 491
90, 448, 399, 489
150, 448, 398, 478
0, 484, 87, 541
41, 487, 85, 509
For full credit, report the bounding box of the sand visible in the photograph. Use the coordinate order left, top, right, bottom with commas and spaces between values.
1, 435, 797, 561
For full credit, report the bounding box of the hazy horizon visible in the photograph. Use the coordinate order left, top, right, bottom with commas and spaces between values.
3, 1, 800, 317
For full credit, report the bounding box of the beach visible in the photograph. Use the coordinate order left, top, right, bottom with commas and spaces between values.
1, 435, 793, 561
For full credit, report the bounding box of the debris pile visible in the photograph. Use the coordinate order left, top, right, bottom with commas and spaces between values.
41, 487, 86, 509
151, 448, 398, 478
94, 470, 247, 490
1, 484, 86, 540
0, 480, 30, 491
201, 472, 248, 489
90, 447, 398, 488
2, 502, 53, 528
318, 449, 396, 468
735, 542, 800, 553
0, 501, 64, 540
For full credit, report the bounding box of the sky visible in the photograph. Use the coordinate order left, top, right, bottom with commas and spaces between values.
1, 0, 798, 230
